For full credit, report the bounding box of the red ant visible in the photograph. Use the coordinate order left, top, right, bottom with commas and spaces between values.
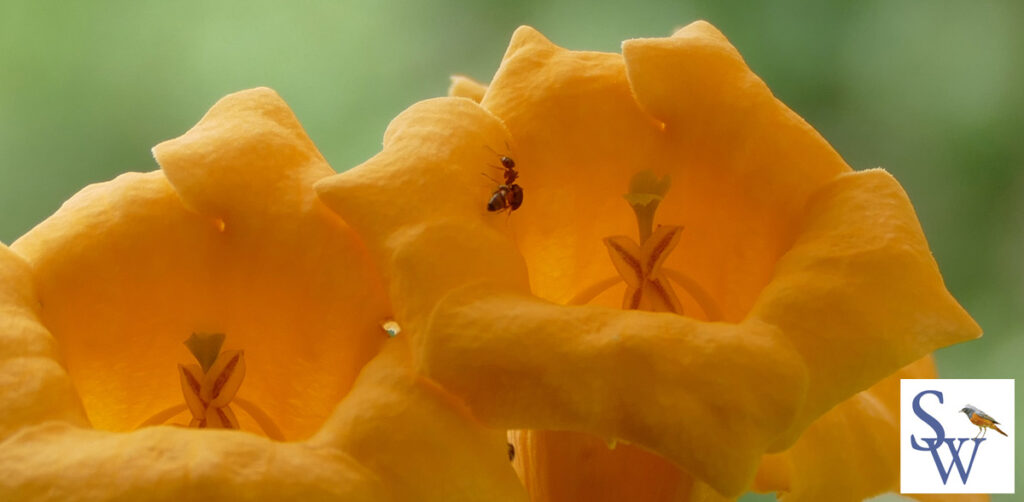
483, 146, 523, 213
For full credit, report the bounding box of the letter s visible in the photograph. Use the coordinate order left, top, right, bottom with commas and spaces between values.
910, 390, 946, 451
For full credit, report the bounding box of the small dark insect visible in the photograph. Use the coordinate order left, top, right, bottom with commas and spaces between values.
507, 442, 515, 461
487, 183, 524, 212
484, 150, 523, 213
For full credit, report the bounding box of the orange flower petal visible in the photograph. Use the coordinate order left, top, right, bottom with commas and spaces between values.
312, 337, 527, 501
0, 244, 87, 441
749, 169, 981, 445
1, 88, 527, 501
315, 97, 531, 334
481, 26, 665, 305
0, 338, 527, 500
622, 21, 848, 221
153, 87, 334, 223
754, 356, 937, 501
448, 75, 488, 102
13, 89, 390, 439
512, 429, 693, 501
423, 288, 807, 494
316, 24, 980, 497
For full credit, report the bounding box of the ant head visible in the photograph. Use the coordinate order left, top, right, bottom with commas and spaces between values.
500, 156, 516, 169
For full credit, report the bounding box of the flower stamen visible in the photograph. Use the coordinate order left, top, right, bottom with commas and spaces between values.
137, 333, 284, 440
568, 170, 724, 320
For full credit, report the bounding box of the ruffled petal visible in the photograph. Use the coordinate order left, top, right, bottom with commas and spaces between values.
13, 88, 390, 439
316, 97, 804, 493
448, 75, 488, 102
0, 244, 87, 441
622, 21, 848, 220
618, 21, 849, 321
152, 87, 332, 223
754, 356, 936, 501
422, 287, 805, 495
313, 337, 528, 501
749, 169, 981, 444
317, 24, 981, 497
316, 97, 531, 334
0, 338, 528, 501
1, 88, 527, 501
480, 26, 666, 305
316, 70, 802, 496
512, 429, 693, 501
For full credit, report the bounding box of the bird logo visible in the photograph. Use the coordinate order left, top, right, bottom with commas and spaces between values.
960, 404, 1008, 439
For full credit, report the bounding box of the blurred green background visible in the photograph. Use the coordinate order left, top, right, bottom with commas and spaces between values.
1, 1, 1020, 500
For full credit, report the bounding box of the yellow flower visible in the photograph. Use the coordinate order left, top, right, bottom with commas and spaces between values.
316, 21, 981, 499
0, 88, 526, 501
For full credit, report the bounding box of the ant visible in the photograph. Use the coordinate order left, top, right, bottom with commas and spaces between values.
483, 146, 523, 213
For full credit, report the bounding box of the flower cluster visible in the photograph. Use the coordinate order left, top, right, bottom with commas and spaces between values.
0, 21, 981, 502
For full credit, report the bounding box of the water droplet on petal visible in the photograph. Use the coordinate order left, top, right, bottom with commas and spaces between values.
381, 320, 401, 338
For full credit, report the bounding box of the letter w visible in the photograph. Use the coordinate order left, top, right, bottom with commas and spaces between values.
921, 437, 985, 485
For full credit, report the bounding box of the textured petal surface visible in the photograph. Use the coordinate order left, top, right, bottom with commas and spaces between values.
749, 169, 981, 443
13, 88, 389, 439
0, 338, 527, 501
0, 244, 88, 441
448, 75, 488, 102
511, 429, 693, 501
2, 88, 527, 501
312, 337, 527, 501
481, 26, 666, 307
317, 22, 980, 497
317, 95, 808, 494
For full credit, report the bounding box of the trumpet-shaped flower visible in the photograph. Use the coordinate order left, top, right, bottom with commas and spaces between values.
316, 21, 981, 499
0, 88, 526, 501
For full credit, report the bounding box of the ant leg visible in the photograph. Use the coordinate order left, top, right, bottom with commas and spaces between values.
481, 172, 502, 185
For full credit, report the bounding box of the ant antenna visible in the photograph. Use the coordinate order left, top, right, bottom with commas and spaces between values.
483, 142, 515, 159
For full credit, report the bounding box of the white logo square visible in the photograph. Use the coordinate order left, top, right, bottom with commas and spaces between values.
900, 379, 1014, 494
